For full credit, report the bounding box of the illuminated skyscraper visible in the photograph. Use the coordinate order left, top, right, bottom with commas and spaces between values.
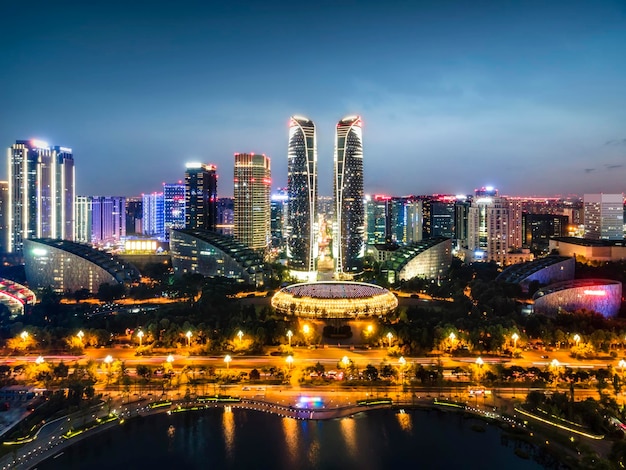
333, 116, 364, 275
163, 182, 185, 240
8, 140, 75, 253
583, 193, 624, 240
185, 163, 217, 231
287, 116, 318, 279
234, 153, 271, 251
142, 192, 164, 238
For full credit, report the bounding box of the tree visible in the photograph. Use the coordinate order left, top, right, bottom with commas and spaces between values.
249, 368, 260, 381
364, 364, 379, 381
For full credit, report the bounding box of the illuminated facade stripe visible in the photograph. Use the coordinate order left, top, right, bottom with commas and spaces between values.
287, 116, 318, 274
333, 116, 364, 275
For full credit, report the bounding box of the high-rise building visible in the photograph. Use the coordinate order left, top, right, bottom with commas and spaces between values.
333, 115, 364, 275
467, 187, 522, 264
271, 188, 288, 248
405, 199, 423, 243
163, 183, 185, 240
74, 196, 92, 243
125, 197, 143, 235
91, 196, 126, 247
583, 193, 624, 240
185, 162, 217, 231
216, 197, 234, 236
233, 153, 271, 251
522, 213, 569, 253
286, 116, 318, 278
142, 192, 164, 238
8, 140, 75, 253
0, 181, 8, 252
365, 195, 388, 245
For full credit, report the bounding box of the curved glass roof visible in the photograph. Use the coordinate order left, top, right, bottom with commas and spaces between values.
382, 237, 450, 272
29, 239, 141, 283
533, 278, 621, 299
496, 256, 572, 284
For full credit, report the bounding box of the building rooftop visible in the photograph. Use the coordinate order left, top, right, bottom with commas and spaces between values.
172, 229, 266, 274
533, 278, 621, 299
28, 239, 141, 283
496, 256, 573, 284
382, 237, 450, 272
551, 237, 626, 247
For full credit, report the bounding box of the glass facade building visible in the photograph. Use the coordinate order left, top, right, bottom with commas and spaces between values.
170, 229, 267, 286
287, 117, 318, 277
233, 153, 271, 251
142, 192, 164, 238
24, 238, 140, 293
533, 279, 622, 318
333, 116, 364, 275
381, 237, 452, 283
8, 140, 75, 253
163, 183, 186, 241
185, 163, 218, 231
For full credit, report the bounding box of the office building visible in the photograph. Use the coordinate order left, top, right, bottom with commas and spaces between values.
8, 140, 75, 253
286, 116, 318, 278
125, 197, 143, 235
91, 196, 126, 247
333, 116, 364, 275
0, 181, 8, 252
142, 192, 164, 238
271, 188, 288, 248
365, 195, 388, 245
185, 162, 217, 231
583, 193, 624, 240
163, 183, 185, 240
233, 153, 271, 251
216, 197, 234, 236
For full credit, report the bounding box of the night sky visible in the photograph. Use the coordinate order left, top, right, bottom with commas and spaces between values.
1, 0, 625, 197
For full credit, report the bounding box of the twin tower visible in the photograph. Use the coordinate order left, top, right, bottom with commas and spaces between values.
286, 115, 364, 280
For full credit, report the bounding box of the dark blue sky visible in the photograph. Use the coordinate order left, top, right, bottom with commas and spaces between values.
1, 0, 625, 197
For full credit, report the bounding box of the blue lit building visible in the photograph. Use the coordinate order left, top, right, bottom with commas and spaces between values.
163, 183, 185, 241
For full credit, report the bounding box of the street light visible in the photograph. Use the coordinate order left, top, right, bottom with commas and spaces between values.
476, 357, 484, 367
398, 356, 406, 386
511, 332, 519, 350
20, 331, 28, 343
237, 330, 244, 344
224, 355, 232, 369
619, 359, 626, 374
166, 354, 174, 364
286, 330, 293, 347
137, 330, 144, 347
386, 332, 393, 348
35, 356, 45, 365
186, 330, 192, 347
104, 355, 113, 365
286, 355, 293, 370
342, 356, 350, 368
77, 330, 85, 343
573, 334, 581, 347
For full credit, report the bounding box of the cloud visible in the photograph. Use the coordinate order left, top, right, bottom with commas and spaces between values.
605, 164, 623, 170
584, 168, 596, 173
605, 139, 626, 146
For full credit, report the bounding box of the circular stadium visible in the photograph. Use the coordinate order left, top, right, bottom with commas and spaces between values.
271, 281, 398, 319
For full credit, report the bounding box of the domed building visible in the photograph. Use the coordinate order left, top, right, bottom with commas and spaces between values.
271, 281, 398, 319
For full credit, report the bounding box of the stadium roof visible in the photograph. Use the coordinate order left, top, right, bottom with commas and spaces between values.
551, 237, 626, 247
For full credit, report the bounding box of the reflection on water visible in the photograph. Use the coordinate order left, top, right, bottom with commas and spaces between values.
395, 410, 412, 433
281, 417, 299, 467
339, 418, 358, 459
40, 408, 546, 470
222, 406, 235, 461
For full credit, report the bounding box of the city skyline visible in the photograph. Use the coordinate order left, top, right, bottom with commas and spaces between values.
1, 1, 625, 198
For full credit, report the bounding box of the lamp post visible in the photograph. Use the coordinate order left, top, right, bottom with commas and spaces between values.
35, 356, 45, 365
342, 356, 350, 368
137, 330, 144, 347
186, 330, 192, 347
104, 355, 113, 385
573, 334, 581, 347
386, 332, 393, 348
237, 330, 244, 344
286, 355, 293, 371
620, 359, 626, 374
448, 332, 456, 352
398, 356, 406, 386
287, 330, 293, 347
77, 330, 85, 344
224, 355, 232, 369
511, 332, 519, 350
20, 331, 28, 344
